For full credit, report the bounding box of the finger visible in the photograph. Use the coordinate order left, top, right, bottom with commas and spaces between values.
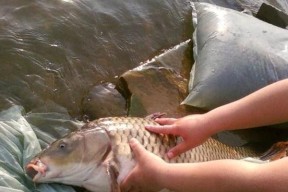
120, 162, 138, 192
166, 142, 190, 159
154, 118, 177, 125
120, 174, 134, 192
129, 187, 142, 192
129, 138, 148, 161
121, 139, 148, 191
145, 124, 178, 135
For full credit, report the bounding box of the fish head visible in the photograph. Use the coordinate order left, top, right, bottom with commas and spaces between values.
25, 127, 111, 186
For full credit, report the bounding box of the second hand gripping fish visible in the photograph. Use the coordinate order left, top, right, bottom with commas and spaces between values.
25, 114, 258, 192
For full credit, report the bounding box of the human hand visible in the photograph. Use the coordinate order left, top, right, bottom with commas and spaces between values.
120, 138, 168, 192
146, 114, 213, 159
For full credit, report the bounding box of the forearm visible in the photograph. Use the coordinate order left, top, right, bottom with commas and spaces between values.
158, 158, 288, 192
205, 79, 288, 133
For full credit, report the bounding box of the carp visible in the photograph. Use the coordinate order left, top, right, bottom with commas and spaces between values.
25, 114, 259, 192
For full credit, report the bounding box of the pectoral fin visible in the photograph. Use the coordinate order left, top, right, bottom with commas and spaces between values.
106, 161, 120, 192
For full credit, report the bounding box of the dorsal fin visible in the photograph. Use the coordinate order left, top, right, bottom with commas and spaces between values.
145, 112, 166, 120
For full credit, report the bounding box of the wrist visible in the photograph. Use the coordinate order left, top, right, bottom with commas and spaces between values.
155, 162, 173, 190
201, 110, 225, 136
157, 163, 189, 191
198, 112, 220, 138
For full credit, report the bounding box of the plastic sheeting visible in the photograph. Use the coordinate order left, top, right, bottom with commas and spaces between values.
0, 106, 81, 192
183, 2, 288, 110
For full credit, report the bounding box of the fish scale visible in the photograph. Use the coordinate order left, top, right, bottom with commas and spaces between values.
93, 116, 258, 163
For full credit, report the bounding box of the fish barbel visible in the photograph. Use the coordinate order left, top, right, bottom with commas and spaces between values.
25, 114, 259, 192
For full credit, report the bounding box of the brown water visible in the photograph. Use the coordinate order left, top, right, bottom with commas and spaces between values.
0, 0, 193, 117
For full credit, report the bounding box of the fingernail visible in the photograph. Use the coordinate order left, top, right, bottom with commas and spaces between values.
167, 151, 174, 159
145, 125, 154, 130
129, 138, 138, 145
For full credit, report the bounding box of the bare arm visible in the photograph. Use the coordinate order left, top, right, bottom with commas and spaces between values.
121, 139, 288, 192
207, 78, 288, 132
162, 159, 288, 192
146, 79, 288, 158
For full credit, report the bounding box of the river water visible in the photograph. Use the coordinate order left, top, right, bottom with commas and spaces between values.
1, 0, 287, 118
0, 0, 193, 117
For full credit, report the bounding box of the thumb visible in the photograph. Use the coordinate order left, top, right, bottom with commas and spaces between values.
129, 138, 147, 160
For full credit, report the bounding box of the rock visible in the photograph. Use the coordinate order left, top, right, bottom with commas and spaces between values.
256, 3, 288, 29
81, 83, 127, 120
118, 40, 202, 118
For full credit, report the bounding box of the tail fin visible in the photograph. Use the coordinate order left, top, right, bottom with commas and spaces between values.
260, 141, 288, 161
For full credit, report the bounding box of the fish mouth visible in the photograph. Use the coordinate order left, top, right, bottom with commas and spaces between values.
25, 159, 48, 181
